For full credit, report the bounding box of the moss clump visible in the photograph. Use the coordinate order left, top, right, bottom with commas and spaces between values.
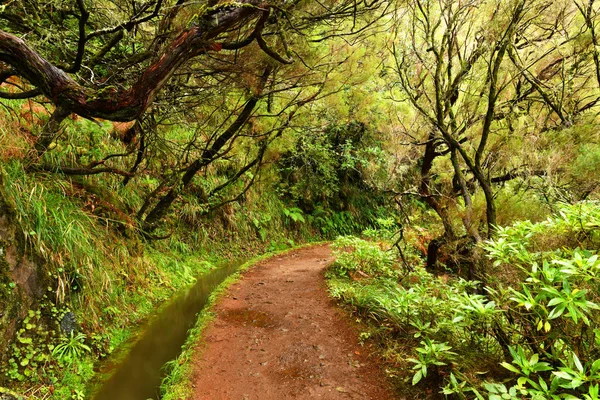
0, 385, 23, 399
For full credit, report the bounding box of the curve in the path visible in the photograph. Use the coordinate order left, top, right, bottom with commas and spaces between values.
191, 245, 397, 400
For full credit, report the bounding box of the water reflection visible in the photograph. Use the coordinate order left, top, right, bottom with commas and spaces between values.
93, 261, 242, 400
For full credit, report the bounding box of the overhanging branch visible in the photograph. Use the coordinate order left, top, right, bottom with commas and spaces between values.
0, 88, 42, 99
34, 164, 135, 177
0, 2, 265, 122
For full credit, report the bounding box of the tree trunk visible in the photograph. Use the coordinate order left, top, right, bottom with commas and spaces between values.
0, 4, 264, 122
420, 135, 456, 239
479, 176, 497, 237
426, 236, 444, 273
418, 134, 457, 272
450, 147, 481, 243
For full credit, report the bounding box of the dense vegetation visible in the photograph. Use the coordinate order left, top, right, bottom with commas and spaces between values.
329, 203, 600, 398
0, 0, 599, 398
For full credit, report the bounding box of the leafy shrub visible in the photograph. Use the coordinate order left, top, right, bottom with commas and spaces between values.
278, 121, 386, 208
282, 207, 306, 225
52, 332, 91, 365
362, 217, 397, 240
331, 236, 397, 278
327, 202, 600, 398
569, 143, 600, 198
476, 203, 600, 399
328, 257, 500, 389
311, 208, 363, 237
408, 338, 457, 385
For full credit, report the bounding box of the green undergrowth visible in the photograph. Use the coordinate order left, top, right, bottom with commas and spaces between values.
327, 202, 600, 399
160, 242, 326, 400
0, 110, 389, 398
0, 158, 329, 399
0, 386, 23, 399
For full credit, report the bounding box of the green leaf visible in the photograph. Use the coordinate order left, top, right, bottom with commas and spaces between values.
547, 297, 564, 307
484, 383, 500, 393
530, 353, 539, 365
552, 371, 572, 380
501, 362, 521, 374
573, 353, 584, 372
591, 359, 600, 373
412, 370, 423, 385
18, 337, 32, 344
532, 362, 552, 372
548, 304, 565, 319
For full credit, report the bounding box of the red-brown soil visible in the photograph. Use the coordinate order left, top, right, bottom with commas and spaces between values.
191, 245, 397, 400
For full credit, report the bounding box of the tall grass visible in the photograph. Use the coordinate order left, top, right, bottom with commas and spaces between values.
0, 161, 153, 327
2, 161, 107, 293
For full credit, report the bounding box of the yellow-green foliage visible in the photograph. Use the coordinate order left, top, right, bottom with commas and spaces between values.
331, 236, 397, 278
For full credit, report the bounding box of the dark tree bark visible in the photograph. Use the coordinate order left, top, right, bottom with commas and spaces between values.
420, 135, 455, 240
450, 147, 480, 243
0, 3, 265, 122
417, 134, 458, 273
426, 236, 443, 273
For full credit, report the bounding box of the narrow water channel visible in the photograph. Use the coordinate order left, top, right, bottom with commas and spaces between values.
92, 261, 243, 400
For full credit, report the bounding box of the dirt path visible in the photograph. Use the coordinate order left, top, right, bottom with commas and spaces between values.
191, 245, 396, 400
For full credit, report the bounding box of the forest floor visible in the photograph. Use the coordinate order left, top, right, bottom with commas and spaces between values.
190, 245, 398, 400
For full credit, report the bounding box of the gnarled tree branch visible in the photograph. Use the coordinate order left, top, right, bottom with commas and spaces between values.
0, 88, 42, 99
0, 2, 266, 122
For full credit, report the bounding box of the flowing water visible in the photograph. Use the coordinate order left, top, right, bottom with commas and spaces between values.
92, 261, 243, 400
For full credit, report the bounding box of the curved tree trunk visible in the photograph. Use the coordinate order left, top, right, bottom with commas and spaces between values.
420, 134, 456, 240
419, 133, 457, 272
0, 4, 263, 122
